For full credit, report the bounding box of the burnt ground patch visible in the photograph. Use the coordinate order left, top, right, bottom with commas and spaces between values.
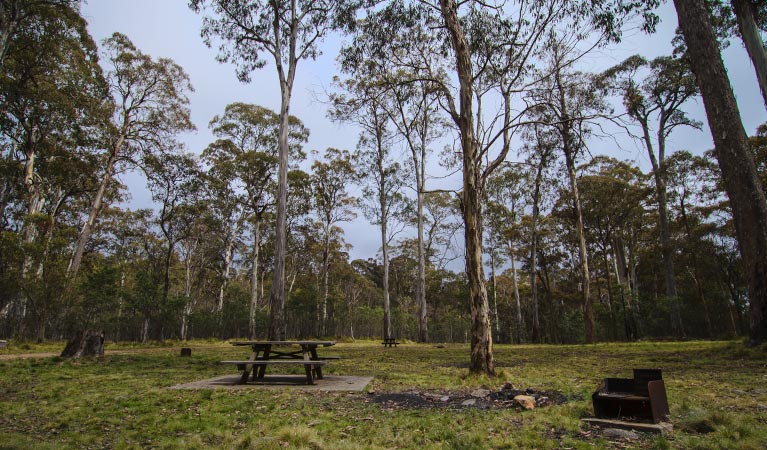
369, 383, 576, 411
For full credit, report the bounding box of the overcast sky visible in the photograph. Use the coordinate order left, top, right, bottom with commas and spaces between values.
81, 1, 767, 266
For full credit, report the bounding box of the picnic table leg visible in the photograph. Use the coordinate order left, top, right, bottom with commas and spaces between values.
255, 345, 270, 379
309, 348, 324, 379
303, 363, 315, 385
239, 365, 251, 384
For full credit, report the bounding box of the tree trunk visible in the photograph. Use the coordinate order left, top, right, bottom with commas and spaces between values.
249, 217, 261, 339
508, 240, 524, 344
641, 121, 683, 336
381, 208, 392, 340
680, 195, 714, 336
490, 251, 500, 339
60, 330, 104, 358
563, 136, 594, 343
731, 0, 767, 110
554, 55, 595, 343
181, 248, 194, 341
612, 237, 638, 340
69, 135, 124, 278
529, 149, 545, 343
321, 232, 330, 337
674, 0, 767, 346
604, 250, 618, 340
217, 234, 236, 313
416, 185, 428, 342
268, 80, 292, 341
440, 0, 494, 375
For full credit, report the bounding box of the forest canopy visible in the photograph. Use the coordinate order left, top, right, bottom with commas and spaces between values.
1, 1, 766, 369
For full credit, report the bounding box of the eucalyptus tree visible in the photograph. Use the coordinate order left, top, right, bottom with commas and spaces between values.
339, 13, 447, 343
690, 1, 767, 109
600, 54, 701, 336
310, 148, 358, 336
0, 0, 81, 67
329, 78, 409, 341
486, 166, 528, 343
201, 150, 247, 324
177, 214, 213, 340
190, 0, 360, 340
673, 0, 767, 345
203, 102, 308, 337
422, 192, 462, 273
0, 2, 107, 337
68, 32, 195, 278
520, 125, 557, 343
578, 156, 648, 340
345, 0, 652, 371
665, 151, 718, 336
528, 39, 610, 343
144, 150, 204, 340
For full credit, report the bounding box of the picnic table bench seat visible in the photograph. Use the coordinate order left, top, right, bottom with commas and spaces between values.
220, 359, 328, 385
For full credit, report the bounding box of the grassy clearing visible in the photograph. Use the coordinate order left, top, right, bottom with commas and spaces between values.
0, 340, 765, 449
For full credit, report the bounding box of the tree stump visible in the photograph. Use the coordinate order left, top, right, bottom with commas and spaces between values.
60, 330, 105, 358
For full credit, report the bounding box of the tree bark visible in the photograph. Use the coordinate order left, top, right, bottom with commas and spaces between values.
217, 229, 237, 314
181, 240, 196, 341
731, 0, 767, 110
490, 250, 499, 338
268, 65, 294, 341
249, 217, 261, 339
416, 170, 428, 342
508, 240, 524, 343
529, 149, 545, 343
381, 196, 392, 340
68, 135, 124, 278
60, 330, 104, 358
674, 0, 767, 346
440, 0, 494, 375
612, 237, 638, 340
321, 231, 330, 336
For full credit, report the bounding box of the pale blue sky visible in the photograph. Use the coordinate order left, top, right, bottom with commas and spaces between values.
81, 1, 766, 266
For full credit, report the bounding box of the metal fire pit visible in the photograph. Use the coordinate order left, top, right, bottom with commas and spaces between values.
592, 368, 670, 424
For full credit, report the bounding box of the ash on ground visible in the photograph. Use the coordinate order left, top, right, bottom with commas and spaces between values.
370, 382, 573, 411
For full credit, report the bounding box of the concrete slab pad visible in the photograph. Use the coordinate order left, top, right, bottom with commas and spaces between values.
169, 375, 373, 392
581, 418, 673, 434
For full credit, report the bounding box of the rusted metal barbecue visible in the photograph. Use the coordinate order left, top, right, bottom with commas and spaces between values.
592, 368, 670, 424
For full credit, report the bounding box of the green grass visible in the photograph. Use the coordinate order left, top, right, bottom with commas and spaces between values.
1, 340, 766, 449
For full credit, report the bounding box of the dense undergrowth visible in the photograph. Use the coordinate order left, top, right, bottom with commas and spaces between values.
0, 340, 765, 449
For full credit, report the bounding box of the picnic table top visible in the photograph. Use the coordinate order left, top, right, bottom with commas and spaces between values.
230, 340, 336, 347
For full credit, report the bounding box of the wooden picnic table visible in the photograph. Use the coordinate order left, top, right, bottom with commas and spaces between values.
222, 340, 337, 385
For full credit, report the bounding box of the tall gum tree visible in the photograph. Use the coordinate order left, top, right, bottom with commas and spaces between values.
528, 38, 611, 343
310, 148, 358, 336
190, 0, 360, 339
68, 32, 194, 278
348, 0, 654, 372
338, 12, 446, 343
203, 103, 307, 338
0, 2, 107, 336
672, 0, 767, 345
600, 54, 701, 337
329, 78, 409, 341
